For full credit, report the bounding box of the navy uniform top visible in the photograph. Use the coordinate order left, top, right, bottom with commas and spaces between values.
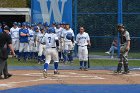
19, 28, 29, 43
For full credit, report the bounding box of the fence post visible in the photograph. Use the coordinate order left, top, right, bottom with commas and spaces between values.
117, 0, 123, 57
74, 0, 78, 57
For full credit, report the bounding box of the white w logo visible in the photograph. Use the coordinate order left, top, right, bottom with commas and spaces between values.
38, 0, 67, 24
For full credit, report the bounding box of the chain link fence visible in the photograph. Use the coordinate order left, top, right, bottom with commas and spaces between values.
73, 0, 140, 59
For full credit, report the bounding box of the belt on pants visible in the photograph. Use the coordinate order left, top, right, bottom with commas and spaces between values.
41, 43, 46, 45
78, 45, 87, 47
46, 47, 56, 48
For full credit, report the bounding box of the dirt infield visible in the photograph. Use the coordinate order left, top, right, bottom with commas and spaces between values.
0, 70, 140, 90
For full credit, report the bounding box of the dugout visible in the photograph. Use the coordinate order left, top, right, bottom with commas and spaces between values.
0, 8, 30, 27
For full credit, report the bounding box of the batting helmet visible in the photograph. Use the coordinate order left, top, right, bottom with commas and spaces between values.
48, 27, 55, 33
66, 33, 73, 40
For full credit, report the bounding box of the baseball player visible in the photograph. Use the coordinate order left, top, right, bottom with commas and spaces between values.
42, 27, 59, 78
38, 26, 46, 64
10, 22, 20, 57
76, 26, 91, 71
61, 23, 75, 64
28, 24, 35, 59
114, 24, 131, 74
18, 22, 29, 61
33, 26, 40, 59
55, 23, 64, 62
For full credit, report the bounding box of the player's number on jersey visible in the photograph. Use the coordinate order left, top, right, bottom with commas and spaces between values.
48, 37, 51, 43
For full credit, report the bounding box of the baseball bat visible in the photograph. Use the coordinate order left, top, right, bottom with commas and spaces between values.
88, 46, 90, 68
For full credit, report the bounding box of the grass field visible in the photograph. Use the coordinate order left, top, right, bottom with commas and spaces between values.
8, 57, 140, 67
89, 51, 140, 59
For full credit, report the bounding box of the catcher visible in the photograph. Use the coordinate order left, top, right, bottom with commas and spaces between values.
115, 24, 131, 74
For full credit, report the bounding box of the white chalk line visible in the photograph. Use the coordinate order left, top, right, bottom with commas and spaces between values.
108, 72, 140, 77
0, 72, 105, 88
14, 72, 105, 79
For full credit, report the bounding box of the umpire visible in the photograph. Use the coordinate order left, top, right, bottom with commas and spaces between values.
0, 27, 15, 79
115, 24, 131, 74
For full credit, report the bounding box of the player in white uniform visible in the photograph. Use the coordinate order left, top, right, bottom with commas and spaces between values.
10, 22, 20, 57
38, 26, 46, 64
28, 24, 35, 59
42, 27, 59, 78
33, 26, 40, 59
61, 23, 75, 64
55, 23, 64, 62
76, 26, 91, 71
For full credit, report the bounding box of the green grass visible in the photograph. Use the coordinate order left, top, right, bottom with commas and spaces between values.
8, 58, 42, 66
71, 59, 140, 66
8, 58, 140, 67
89, 51, 140, 59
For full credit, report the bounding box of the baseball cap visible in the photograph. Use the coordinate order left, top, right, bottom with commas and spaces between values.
13, 22, 18, 25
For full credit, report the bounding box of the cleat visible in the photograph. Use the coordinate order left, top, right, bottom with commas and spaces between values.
122, 71, 130, 74
4, 74, 12, 79
83, 67, 88, 71
54, 71, 60, 75
114, 70, 122, 74
79, 67, 82, 70
43, 71, 47, 78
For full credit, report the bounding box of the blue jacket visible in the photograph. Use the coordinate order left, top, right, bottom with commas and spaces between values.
19, 28, 29, 43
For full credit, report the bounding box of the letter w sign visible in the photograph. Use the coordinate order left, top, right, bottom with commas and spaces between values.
31, 0, 72, 26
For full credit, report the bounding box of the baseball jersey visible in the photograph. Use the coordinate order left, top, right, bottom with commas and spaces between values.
55, 27, 63, 39
37, 32, 45, 43
19, 28, 29, 43
76, 32, 90, 46
120, 31, 131, 45
10, 27, 20, 39
42, 33, 58, 48
28, 29, 34, 41
61, 28, 74, 42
